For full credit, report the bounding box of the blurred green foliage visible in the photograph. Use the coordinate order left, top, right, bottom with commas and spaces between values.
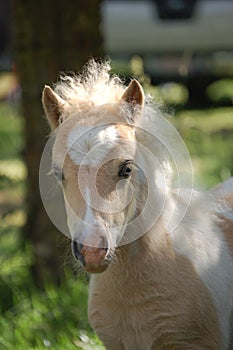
0, 70, 232, 348
175, 107, 233, 188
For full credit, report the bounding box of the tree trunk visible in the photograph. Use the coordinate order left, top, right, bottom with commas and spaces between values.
12, 0, 103, 288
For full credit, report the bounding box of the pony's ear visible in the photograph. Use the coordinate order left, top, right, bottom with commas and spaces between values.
42, 85, 68, 130
121, 79, 144, 122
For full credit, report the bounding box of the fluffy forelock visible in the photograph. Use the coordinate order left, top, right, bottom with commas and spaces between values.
54, 60, 126, 113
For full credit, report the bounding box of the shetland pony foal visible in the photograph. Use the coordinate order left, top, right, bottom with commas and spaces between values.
42, 61, 233, 350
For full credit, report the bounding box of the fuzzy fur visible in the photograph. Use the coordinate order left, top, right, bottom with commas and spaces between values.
42, 60, 233, 350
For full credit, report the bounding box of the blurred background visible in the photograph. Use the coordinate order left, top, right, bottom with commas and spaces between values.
0, 0, 232, 349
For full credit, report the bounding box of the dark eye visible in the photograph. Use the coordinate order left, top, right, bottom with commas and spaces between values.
118, 161, 133, 179
52, 165, 64, 183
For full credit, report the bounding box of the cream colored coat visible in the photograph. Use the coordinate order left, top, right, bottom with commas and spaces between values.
42, 60, 233, 350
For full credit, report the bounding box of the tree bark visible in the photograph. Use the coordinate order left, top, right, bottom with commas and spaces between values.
12, 0, 103, 288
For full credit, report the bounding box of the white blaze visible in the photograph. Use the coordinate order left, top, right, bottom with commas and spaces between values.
67, 125, 119, 167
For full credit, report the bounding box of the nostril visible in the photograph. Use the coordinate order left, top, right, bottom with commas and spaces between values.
71, 241, 86, 266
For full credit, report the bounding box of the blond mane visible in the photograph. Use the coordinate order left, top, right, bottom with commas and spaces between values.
54, 60, 126, 112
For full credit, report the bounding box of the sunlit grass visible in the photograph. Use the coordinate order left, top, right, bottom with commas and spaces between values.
0, 102, 24, 159
1, 209, 26, 229
207, 78, 233, 104
0, 73, 18, 100
174, 107, 233, 187
176, 107, 233, 133
0, 274, 104, 350
0, 159, 26, 181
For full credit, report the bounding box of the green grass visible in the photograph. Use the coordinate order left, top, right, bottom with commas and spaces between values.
0, 273, 103, 350
0, 82, 233, 349
207, 79, 233, 104
175, 107, 233, 188
0, 102, 24, 159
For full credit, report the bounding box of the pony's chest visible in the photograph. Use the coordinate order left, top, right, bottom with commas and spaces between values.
88, 259, 224, 349
88, 276, 164, 347
89, 289, 155, 349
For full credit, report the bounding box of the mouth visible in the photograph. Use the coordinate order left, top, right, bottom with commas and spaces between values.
84, 263, 109, 274
72, 240, 112, 274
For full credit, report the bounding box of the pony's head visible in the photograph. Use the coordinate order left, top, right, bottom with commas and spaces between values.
42, 61, 169, 273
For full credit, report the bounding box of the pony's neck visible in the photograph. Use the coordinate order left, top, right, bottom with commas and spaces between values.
114, 220, 173, 272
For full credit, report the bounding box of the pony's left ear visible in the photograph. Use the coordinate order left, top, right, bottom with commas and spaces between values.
42, 85, 68, 130
121, 79, 144, 122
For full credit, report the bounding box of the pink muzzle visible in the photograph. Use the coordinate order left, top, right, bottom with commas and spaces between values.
72, 241, 110, 273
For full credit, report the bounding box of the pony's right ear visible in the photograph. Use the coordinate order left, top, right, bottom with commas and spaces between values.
120, 79, 144, 123
42, 86, 67, 130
